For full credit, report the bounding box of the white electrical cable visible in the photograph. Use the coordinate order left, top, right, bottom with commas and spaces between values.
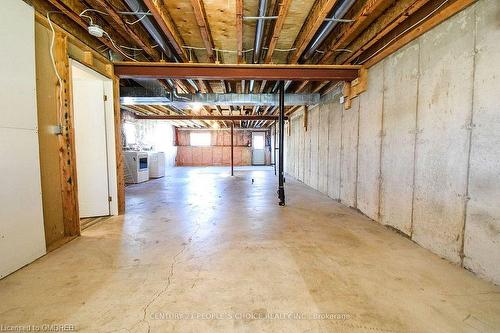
124, 11, 150, 25
46, 12, 64, 128
103, 31, 138, 62
358, 0, 449, 64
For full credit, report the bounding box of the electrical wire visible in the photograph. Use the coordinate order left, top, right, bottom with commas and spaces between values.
358, 0, 449, 64
46, 11, 64, 128
103, 31, 138, 62
124, 11, 150, 25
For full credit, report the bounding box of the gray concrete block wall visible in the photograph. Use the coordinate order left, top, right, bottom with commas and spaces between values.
284, 0, 500, 285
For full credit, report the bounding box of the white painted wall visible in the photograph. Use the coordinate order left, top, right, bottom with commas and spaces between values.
286, 0, 500, 285
0, 0, 46, 278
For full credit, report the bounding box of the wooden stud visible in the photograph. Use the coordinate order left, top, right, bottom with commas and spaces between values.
343, 81, 352, 110
303, 105, 308, 131
113, 77, 125, 214
54, 32, 80, 237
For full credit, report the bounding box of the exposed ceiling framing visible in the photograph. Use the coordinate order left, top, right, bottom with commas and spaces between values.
27, 0, 476, 128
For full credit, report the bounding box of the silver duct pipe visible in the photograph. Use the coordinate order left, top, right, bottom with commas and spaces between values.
120, 92, 320, 106
123, 0, 199, 92
302, 0, 357, 61
122, 0, 177, 61
252, 0, 268, 63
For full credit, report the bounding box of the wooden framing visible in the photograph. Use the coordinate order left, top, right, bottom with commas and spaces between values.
362, 0, 477, 68
84, 0, 161, 60
236, 0, 244, 63
35, 14, 125, 250
54, 31, 80, 238
264, 0, 293, 64
318, 0, 394, 63
143, 0, 189, 61
288, 0, 340, 64
190, 0, 216, 62
113, 77, 125, 215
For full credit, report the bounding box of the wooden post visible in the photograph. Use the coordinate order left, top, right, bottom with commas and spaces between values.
54, 32, 80, 237
230, 121, 234, 176
303, 105, 308, 131
113, 76, 125, 214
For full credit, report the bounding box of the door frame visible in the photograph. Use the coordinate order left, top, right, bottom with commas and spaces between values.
251, 131, 266, 166
70, 60, 118, 217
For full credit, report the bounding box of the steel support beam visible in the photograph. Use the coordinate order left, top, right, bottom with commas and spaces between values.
231, 122, 234, 176
278, 81, 285, 206
114, 62, 361, 81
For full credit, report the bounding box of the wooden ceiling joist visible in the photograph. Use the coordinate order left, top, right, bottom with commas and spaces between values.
264, 0, 293, 64
136, 115, 285, 121
317, 0, 395, 64
334, 0, 434, 65
288, 0, 340, 64
83, 0, 160, 60
142, 0, 189, 61
190, 0, 216, 62
236, 0, 244, 64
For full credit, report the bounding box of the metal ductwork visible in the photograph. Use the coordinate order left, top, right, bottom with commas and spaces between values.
120, 90, 320, 107
252, 0, 268, 63
123, 0, 199, 92
302, 0, 357, 61
122, 0, 177, 61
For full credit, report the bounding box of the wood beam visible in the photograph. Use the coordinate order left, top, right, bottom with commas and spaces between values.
114, 62, 361, 81
236, 0, 244, 63
362, 0, 477, 68
142, 0, 189, 61
264, 0, 292, 63
54, 31, 80, 237
288, 0, 340, 64
335, 0, 433, 65
318, 0, 395, 63
84, 0, 161, 60
190, 0, 216, 62
113, 77, 125, 214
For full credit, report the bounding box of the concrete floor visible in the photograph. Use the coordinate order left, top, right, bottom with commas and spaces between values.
1, 167, 500, 332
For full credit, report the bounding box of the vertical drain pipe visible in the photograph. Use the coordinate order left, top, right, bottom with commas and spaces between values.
278, 81, 285, 206
274, 121, 277, 176
231, 121, 234, 176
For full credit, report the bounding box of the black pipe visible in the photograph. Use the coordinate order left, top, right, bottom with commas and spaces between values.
274, 121, 277, 176
278, 81, 285, 206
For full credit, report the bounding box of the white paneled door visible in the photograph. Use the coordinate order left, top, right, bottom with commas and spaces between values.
72, 65, 111, 218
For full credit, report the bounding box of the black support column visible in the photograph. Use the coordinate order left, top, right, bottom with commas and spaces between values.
278, 80, 285, 206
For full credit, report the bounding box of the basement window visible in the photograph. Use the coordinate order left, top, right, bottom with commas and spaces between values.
190, 132, 211, 146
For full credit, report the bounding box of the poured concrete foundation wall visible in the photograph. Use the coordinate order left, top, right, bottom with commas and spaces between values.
285, 0, 500, 285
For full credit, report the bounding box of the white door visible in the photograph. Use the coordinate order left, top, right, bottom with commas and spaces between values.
73, 73, 110, 218
252, 132, 266, 165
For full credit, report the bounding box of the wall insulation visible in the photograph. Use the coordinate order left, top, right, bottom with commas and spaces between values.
285, 0, 500, 285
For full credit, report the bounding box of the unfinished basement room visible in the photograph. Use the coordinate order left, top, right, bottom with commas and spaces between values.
1, 0, 500, 331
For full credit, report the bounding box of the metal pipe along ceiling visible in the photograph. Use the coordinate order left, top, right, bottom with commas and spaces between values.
302, 0, 357, 61
252, 0, 268, 64
123, 0, 199, 92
